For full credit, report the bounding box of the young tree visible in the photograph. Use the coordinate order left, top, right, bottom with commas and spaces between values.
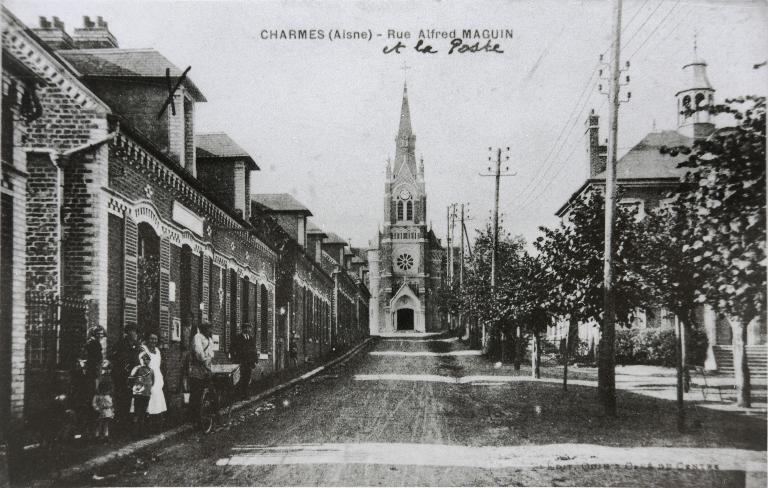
634, 203, 701, 430
663, 96, 766, 408
535, 189, 647, 411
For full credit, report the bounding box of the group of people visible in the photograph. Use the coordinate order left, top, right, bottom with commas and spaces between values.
71, 325, 168, 440
69, 321, 263, 437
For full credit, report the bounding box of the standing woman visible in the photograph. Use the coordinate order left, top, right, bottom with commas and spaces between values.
139, 333, 167, 422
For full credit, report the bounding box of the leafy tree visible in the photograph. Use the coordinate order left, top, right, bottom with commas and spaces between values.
535, 189, 647, 409
662, 96, 766, 407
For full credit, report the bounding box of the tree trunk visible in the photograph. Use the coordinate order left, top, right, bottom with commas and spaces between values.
532, 329, 541, 379
675, 315, 685, 432
514, 326, 522, 371
729, 315, 752, 408
562, 321, 572, 391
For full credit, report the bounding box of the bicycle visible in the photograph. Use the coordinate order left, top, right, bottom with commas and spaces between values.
197, 364, 240, 434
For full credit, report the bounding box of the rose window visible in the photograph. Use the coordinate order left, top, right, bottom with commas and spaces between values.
396, 253, 414, 271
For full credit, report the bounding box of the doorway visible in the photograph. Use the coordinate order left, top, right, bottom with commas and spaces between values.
396, 308, 414, 331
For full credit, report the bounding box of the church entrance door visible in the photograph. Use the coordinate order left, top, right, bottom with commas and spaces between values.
396, 308, 414, 331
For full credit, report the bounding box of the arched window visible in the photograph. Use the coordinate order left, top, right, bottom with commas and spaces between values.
397, 200, 404, 221
695, 93, 705, 108
406, 200, 413, 221
682, 95, 691, 110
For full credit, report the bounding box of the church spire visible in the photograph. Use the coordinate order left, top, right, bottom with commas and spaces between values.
394, 81, 417, 175
397, 82, 413, 141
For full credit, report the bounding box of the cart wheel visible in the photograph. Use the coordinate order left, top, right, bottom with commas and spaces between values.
199, 389, 216, 434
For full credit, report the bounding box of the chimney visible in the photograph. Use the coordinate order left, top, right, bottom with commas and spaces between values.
585, 109, 607, 177
72, 16, 118, 49
32, 16, 75, 50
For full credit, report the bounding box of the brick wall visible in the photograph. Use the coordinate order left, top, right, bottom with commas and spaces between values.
25, 152, 59, 293
196, 160, 235, 211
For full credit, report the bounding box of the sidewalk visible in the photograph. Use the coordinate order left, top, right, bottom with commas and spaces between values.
12, 338, 374, 486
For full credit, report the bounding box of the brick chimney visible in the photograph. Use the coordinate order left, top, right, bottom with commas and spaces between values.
32, 16, 75, 50
585, 109, 607, 177
72, 16, 118, 49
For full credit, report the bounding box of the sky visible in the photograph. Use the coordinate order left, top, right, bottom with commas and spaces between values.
9, 0, 767, 249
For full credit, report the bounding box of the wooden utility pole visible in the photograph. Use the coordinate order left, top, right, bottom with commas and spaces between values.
599, 0, 623, 417
460, 204, 465, 286
480, 148, 513, 352
446, 205, 452, 282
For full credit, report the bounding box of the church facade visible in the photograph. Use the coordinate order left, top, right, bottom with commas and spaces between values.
367, 84, 446, 335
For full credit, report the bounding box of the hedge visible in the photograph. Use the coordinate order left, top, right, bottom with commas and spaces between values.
615, 326, 708, 367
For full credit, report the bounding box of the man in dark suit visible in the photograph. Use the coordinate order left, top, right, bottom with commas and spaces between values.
108, 324, 139, 429
232, 324, 257, 400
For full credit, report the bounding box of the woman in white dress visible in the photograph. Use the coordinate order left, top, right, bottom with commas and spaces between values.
140, 333, 167, 415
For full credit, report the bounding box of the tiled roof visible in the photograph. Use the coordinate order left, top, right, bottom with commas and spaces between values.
592, 130, 692, 180
57, 48, 206, 101
324, 232, 348, 245
251, 193, 312, 215
555, 130, 693, 217
306, 219, 327, 236
196, 132, 258, 170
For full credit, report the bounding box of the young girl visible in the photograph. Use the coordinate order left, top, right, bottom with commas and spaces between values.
129, 353, 154, 436
91, 380, 114, 441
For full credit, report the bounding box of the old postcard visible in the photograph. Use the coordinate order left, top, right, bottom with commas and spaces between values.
1, 0, 766, 486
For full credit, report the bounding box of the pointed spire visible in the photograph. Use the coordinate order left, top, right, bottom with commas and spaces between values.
397, 82, 413, 141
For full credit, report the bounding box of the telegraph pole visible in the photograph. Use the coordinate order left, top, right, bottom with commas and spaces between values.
480, 147, 513, 351
599, 0, 624, 417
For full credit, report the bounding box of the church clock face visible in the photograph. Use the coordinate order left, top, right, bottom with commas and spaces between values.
399, 189, 411, 200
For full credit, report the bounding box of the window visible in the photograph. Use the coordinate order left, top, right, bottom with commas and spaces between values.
406, 201, 413, 221
618, 198, 645, 221
396, 253, 414, 271
695, 93, 705, 108
397, 201, 404, 221
260, 284, 269, 347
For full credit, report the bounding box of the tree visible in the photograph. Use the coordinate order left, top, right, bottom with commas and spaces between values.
535, 189, 647, 409
634, 203, 701, 430
662, 96, 766, 408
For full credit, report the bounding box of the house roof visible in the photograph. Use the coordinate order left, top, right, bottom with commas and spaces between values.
555, 130, 692, 217
306, 219, 327, 237
251, 193, 312, 216
196, 132, 258, 170
57, 48, 206, 101
592, 130, 692, 180
323, 232, 348, 245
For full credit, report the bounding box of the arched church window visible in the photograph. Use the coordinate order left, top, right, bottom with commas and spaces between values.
682, 95, 691, 110
695, 93, 705, 108
397, 200, 404, 221
406, 201, 413, 221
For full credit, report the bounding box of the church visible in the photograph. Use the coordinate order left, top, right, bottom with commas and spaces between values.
367, 83, 447, 335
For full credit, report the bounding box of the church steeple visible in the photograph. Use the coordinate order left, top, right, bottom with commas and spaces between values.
394, 82, 417, 175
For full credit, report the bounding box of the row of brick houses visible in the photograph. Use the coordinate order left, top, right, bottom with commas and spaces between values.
0, 8, 370, 437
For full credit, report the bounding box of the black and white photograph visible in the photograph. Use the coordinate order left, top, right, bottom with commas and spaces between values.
0, 0, 766, 486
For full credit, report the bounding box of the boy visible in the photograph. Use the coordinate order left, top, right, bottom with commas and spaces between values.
129, 353, 154, 435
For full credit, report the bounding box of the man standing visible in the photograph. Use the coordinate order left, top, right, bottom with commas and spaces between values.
232, 324, 257, 400
189, 323, 214, 426
109, 325, 139, 428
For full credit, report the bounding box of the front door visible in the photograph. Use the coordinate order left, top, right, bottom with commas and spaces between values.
396, 308, 414, 331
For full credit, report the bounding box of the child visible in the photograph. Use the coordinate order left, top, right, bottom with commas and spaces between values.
91, 380, 114, 441
129, 353, 154, 436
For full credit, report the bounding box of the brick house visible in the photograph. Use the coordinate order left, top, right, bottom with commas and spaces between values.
6, 13, 280, 421
251, 195, 370, 368
548, 50, 766, 370
2, 8, 114, 429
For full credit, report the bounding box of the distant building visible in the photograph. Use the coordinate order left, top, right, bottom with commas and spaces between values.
549, 47, 766, 370
368, 83, 446, 334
